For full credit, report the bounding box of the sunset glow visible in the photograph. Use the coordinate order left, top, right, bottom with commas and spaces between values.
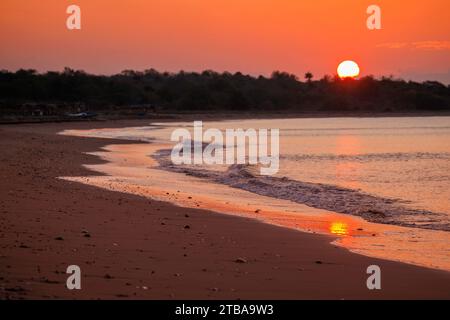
1, 0, 450, 303
0, 0, 449, 82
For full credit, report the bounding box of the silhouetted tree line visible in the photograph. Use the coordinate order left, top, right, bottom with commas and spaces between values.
0, 68, 449, 114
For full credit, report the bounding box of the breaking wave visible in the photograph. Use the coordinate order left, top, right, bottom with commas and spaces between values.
153, 149, 450, 231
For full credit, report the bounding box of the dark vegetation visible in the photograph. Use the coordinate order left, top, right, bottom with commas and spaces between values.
1, 68, 449, 119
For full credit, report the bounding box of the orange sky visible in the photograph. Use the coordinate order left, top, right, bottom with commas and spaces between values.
1, 0, 449, 82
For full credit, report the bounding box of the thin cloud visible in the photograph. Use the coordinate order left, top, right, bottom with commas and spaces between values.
377, 41, 450, 51
376, 42, 408, 49
412, 41, 450, 50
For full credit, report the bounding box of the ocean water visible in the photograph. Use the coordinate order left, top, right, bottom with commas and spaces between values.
276, 117, 450, 215
154, 117, 450, 231
61, 116, 450, 270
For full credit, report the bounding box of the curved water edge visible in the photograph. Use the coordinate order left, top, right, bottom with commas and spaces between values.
59, 117, 450, 271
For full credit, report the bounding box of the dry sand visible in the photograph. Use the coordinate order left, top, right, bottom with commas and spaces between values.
0, 120, 449, 299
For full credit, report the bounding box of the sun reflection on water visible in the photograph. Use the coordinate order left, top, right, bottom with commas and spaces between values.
330, 222, 349, 236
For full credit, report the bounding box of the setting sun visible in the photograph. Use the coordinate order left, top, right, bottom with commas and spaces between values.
337, 60, 360, 79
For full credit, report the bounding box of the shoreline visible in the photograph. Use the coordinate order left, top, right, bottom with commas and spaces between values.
2, 110, 450, 125
59, 131, 450, 271
59, 118, 450, 271
1, 120, 450, 299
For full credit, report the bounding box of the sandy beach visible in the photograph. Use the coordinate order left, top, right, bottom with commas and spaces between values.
1, 120, 450, 300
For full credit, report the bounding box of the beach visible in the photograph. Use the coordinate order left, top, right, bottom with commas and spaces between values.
1, 120, 450, 300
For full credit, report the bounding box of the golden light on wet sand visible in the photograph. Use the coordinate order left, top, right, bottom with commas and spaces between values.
330, 222, 349, 236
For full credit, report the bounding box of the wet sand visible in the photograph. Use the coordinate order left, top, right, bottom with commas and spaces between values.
0, 120, 449, 299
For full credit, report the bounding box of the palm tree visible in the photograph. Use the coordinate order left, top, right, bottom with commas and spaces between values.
304, 72, 313, 83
